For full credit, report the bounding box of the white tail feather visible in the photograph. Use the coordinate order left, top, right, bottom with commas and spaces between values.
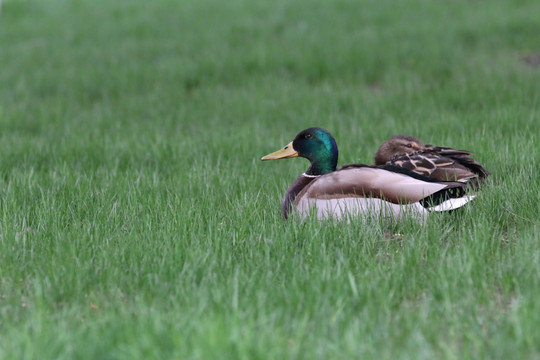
428, 195, 476, 212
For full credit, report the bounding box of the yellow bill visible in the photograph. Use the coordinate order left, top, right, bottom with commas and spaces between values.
261, 141, 298, 160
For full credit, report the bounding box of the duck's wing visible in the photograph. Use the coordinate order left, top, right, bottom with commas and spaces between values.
297, 165, 466, 207
423, 145, 473, 156
388, 151, 486, 183
423, 145, 491, 179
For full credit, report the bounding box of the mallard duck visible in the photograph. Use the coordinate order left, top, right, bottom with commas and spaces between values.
262, 127, 475, 221
373, 134, 490, 184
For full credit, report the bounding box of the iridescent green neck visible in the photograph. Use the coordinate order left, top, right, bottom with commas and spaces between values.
294, 128, 338, 176
306, 155, 337, 175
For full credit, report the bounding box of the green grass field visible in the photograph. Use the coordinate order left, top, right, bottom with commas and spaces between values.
1, 0, 539, 358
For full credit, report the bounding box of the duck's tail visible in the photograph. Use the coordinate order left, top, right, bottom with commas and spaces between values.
426, 195, 476, 212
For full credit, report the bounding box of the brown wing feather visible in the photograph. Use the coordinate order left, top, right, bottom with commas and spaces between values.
422, 145, 490, 179
424, 145, 473, 157
388, 150, 488, 182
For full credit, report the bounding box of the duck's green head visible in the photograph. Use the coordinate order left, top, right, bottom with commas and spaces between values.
261, 127, 338, 175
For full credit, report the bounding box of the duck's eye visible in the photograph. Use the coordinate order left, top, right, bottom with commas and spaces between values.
406, 144, 412, 148
304, 133, 313, 139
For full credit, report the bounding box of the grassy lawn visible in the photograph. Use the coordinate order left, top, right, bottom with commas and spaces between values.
0, 0, 539, 358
